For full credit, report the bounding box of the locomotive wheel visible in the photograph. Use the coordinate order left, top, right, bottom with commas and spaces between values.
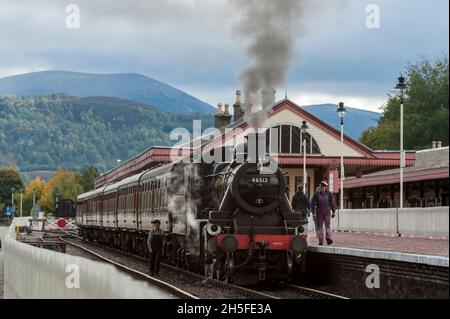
204, 259, 216, 278
224, 253, 234, 283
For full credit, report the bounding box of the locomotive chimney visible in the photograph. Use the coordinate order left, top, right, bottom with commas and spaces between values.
246, 132, 267, 164
233, 90, 245, 122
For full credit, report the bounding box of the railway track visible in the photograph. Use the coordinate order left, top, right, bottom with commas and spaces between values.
285, 284, 349, 299
34, 230, 349, 299
58, 236, 197, 299
59, 234, 277, 299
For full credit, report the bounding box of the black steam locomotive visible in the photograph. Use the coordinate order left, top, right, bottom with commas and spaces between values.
76, 134, 308, 284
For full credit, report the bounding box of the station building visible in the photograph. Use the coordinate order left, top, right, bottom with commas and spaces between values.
343, 146, 449, 209
95, 90, 445, 209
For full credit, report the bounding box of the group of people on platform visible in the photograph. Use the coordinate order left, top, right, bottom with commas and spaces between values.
291, 181, 336, 246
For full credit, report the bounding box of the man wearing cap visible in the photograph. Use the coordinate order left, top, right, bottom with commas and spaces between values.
311, 181, 336, 246
147, 219, 165, 276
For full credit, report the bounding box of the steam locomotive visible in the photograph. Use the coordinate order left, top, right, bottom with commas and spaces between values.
76, 134, 308, 284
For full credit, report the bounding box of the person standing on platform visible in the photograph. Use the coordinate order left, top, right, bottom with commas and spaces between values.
291, 185, 310, 219
147, 219, 165, 276
311, 181, 336, 246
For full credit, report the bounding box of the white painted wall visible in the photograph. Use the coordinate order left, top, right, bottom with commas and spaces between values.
333, 207, 449, 238
262, 108, 363, 157
398, 207, 449, 237
3, 218, 174, 299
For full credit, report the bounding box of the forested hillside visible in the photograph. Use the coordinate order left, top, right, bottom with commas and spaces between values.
0, 94, 213, 172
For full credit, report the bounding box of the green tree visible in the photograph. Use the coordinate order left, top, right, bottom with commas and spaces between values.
78, 165, 100, 192
0, 168, 24, 210
360, 56, 449, 150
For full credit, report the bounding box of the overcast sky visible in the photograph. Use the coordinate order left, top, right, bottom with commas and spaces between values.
1, 0, 448, 112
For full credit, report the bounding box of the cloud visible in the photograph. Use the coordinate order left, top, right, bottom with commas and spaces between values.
0, 0, 448, 112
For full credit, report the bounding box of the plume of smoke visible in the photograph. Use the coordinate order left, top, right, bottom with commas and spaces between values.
232, 0, 307, 128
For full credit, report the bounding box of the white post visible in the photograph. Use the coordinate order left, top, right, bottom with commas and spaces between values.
340, 122, 344, 211
11, 192, 14, 217
400, 101, 404, 209
303, 138, 307, 195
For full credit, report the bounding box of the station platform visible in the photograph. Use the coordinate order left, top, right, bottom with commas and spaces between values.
307, 230, 449, 257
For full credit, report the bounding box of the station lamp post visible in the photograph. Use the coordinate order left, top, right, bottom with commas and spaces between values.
300, 120, 309, 195
337, 102, 347, 211
395, 76, 407, 209
20, 192, 23, 217
55, 190, 60, 216
10, 186, 15, 217
33, 188, 37, 207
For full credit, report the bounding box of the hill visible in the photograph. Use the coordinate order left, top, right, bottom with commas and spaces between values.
303, 104, 381, 140
0, 94, 381, 174
0, 94, 213, 172
0, 70, 215, 114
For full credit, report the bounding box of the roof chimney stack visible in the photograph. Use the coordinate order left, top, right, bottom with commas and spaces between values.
233, 90, 244, 122
215, 103, 231, 130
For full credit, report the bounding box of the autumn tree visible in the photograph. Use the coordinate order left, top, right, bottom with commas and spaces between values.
40, 169, 83, 214
21, 176, 45, 216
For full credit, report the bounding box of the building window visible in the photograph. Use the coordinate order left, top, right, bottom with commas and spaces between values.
265, 125, 321, 155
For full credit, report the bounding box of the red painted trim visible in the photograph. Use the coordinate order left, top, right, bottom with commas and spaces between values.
277, 155, 414, 167
344, 167, 449, 188
216, 234, 294, 251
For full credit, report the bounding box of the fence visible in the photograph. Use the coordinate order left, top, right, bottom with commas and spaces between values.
308, 207, 449, 238
3, 218, 175, 299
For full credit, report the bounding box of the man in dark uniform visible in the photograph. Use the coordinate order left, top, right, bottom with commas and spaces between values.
311, 181, 336, 246
147, 219, 165, 276
291, 185, 310, 219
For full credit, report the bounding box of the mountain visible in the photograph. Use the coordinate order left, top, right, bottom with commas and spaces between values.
0, 70, 215, 114
0, 94, 213, 172
303, 104, 381, 140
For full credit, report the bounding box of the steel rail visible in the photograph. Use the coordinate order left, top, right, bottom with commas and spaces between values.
59, 236, 198, 299
60, 232, 277, 299
287, 284, 350, 299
